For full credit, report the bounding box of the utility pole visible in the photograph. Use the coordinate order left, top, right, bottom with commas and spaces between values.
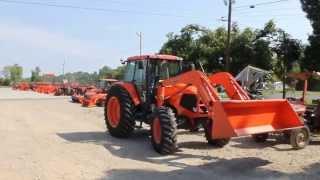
62, 59, 65, 76
282, 32, 287, 99
62, 59, 66, 82
136, 32, 142, 56
225, 0, 233, 71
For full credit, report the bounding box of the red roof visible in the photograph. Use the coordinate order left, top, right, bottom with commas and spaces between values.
127, 54, 182, 61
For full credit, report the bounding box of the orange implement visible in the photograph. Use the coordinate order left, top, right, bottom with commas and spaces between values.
160, 71, 304, 139
212, 100, 303, 139
82, 93, 107, 107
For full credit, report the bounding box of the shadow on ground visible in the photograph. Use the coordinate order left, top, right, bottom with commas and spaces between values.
57, 131, 320, 180
104, 161, 320, 180
57, 130, 216, 168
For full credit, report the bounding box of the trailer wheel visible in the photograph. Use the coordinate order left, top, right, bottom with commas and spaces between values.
205, 121, 230, 147
252, 133, 269, 143
290, 127, 310, 150
105, 86, 135, 138
151, 107, 178, 155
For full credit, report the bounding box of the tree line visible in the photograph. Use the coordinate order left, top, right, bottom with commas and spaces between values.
0, 65, 125, 86
160, 21, 304, 86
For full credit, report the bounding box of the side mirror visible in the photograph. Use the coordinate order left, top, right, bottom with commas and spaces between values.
120, 58, 126, 65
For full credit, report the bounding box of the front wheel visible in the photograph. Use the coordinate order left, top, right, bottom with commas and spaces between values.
205, 121, 230, 147
290, 127, 310, 150
151, 107, 178, 155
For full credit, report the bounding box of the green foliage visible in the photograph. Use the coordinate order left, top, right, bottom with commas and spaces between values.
272, 31, 304, 78
300, 0, 320, 71
0, 78, 11, 86
55, 66, 125, 85
1, 64, 23, 84
31, 66, 41, 82
98, 66, 113, 79
160, 21, 279, 75
112, 66, 126, 79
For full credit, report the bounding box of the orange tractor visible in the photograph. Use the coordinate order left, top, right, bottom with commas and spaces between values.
82, 79, 118, 107
33, 83, 57, 94
14, 82, 30, 91
104, 54, 310, 154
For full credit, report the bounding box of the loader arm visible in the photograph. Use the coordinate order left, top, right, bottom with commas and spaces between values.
208, 72, 250, 100
157, 70, 304, 139
157, 70, 237, 138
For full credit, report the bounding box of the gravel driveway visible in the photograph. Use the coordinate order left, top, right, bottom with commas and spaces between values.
0, 88, 319, 180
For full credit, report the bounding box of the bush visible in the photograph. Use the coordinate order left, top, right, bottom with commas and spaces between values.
0, 78, 11, 86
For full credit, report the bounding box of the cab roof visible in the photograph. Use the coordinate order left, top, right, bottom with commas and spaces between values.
127, 54, 183, 62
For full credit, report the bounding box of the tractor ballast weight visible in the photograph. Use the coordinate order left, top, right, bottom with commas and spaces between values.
104, 54, 309, 154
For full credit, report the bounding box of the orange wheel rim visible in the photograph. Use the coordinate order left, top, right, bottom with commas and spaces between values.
107, 97, 121, 128
153, 118, 162, 144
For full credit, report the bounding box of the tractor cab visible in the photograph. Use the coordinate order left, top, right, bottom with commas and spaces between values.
122, 54, 184, 104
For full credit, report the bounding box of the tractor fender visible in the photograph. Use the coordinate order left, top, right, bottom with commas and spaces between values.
112, 82, 141, 106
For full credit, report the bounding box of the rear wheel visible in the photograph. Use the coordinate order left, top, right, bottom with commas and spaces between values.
290, 127, 310, 150
252, 133, 269, 143
151, 107, 177, 155
105, 86, 135, 138
205, 121, 230, 147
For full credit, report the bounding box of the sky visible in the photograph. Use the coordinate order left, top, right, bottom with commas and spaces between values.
0, 0, 313, 77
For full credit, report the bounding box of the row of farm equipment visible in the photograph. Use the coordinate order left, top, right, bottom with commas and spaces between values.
13, 79, 117, 108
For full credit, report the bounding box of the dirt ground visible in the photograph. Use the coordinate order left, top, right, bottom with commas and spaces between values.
1, 87, 320, 180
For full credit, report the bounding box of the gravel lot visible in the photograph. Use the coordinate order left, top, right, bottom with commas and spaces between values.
1, 87, 320, 180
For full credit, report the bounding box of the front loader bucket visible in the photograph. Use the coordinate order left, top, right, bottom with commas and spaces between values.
211, 99, 304, 139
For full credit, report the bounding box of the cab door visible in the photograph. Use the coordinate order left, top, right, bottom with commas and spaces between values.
123, 60, 147, 101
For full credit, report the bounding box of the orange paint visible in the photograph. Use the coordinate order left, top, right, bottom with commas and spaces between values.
107, 97, 121, 128
152, 117, 162, 144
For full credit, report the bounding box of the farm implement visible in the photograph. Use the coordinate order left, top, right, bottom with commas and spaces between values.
104, 54, 309, 154
287, 72, 320, 136
33, 83, 57, 94
13, 82, 30, 91
71, 79, 117, 107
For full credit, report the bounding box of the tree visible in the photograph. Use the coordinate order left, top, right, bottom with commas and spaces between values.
98, 66, 113, 79
160, 21, 278, 75
160, 24, 208, 61
112, 66, 126, 79
31, 66, 41, 82
2, 64, 23, 83
272, 31, 304, 98
300, 0, 320, 71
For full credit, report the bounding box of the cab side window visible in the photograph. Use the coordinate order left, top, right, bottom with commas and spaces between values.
133, 61, 146, 88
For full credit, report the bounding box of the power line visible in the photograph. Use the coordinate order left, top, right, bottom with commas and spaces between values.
234, 7, 297, 14
0, 0, 201, 19
234, 0, 290, 9
234, 13, 306, 19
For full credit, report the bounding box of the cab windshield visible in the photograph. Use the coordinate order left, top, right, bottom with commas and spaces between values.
157, 61, 182, 80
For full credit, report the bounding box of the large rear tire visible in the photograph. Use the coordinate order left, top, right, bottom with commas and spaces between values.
205, 121, 230, 147
105, 86, 135, 138
151, 107, 178, 155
